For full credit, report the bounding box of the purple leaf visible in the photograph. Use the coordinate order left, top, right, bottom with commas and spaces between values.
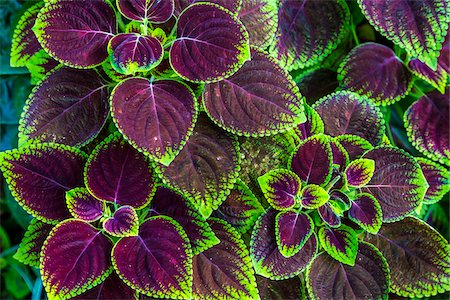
344, 158, 375, 188
66, 187, 104, 222
296, 104, 324, 140
365, 217, 450, 297
19, 67, 109, 147
404, 88, 449, 166
192, 218, 259, 299
74, 272, 138, 300
274, 0, 350, 70
358, 0, 449, 69
149, 187, 220, 255
416, 157, 450, 204
275, 211, 314, 258
174, 0, 242, 16
104, 206, 139, 237
203, 47, 306, 136
258, 169, 301, 210
338, 43, 413, 105
256, 275, 305, 300
333, 134, 374, 161
108, 34, 163, 75
250, 209, 317, 280
318, 224, 358, 266
295, 68, 339, 104
300, 184, 329, 209
362, 147, 428, 221
0, 143, 86, 224
307, 242, 390, 300
318, 203, 341, 227
14, 219, 53, 268
290, 134, 333, 185
85, 132, 156, 208
330, 139, 349, 170
348, 193, 382, 234
438, 31, 450, 73
111, 78, 197, 165
158, 115, 240, 217
170, 3, 250, 83
112, 216, 192, 299
409, 58, 447, 93
34, 0, 117, 68
117, 0, 174, 23
41, 220, 113, 299
313, 91, 385, 145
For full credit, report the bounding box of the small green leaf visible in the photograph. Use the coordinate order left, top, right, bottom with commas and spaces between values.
300, 184, 329, 209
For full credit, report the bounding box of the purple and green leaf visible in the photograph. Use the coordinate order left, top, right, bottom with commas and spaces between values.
344, 158, 375, 188
296, 105, 324, 140
74, 272, 138, 300
174, 0, 242, 16
416, 157, 450, 204
318, 224, 358, 266
258, 169, 301, 211
25, 50, 60, 85
318, 203, 341, 228
275, 211, 314, 258
66, 187, 104, 222
409, 58, 447, 94
117, 0, 174, 23
103, 205, 139, 237
333, 134, 374, 161
330, 139, 349, 170
300, 184, 329, 209
256, 275, 305, 300
294, 68, 339, 104
348, 193, 382, 234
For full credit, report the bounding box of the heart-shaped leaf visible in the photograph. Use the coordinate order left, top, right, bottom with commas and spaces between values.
296, 104, 324, 140
290, 134, 333, 186
300, 184, 329, 209
409, 58, 447, 93
149, 187, 220, 255
256, 275, 305, 300
416, 157, 450, 204
348, 193, 382, 234
295, 68, 339, 104
333, 134, 374, 161
0, 143, 86, 224
404, 88, 449, 166
74, 272, 138, 300
358, 0, 449, 69
362, 147, 428, 221
112, 216, 192, 299
307, 241, 390, 300
104, 206, 139, 237
275, 211, 314, 258
250, 209, 318, 280
273, 0, 350, 70
111, 78, 197, 165
33, 0, 117, 68
41, 220, 113, 299
117, 0, 174, 23
318, 224, 358, 266
19, 67, 110, 147
14, 219, 53, 268
108, 33, 163, 75
203, 47, 305, 136
66, 187, 104, 222
313, 91, 385, 145
318, 203, 341, 228
365, 217, 450, 297
345, 158, 375, 187
192, 218, 259, 300
85, 132, 156, 208
338, 43, 413, 105
330, 139, 349, 170
170, 3, 250, 83
258, 169, 301, 210
158, 116, 240, 218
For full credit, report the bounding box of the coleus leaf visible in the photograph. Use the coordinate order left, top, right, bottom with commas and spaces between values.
273, 0, 350, 70
33, 0, 117, 68
318, 224, 358, 266
296, 104, 324, 140
338, 43, 413, 105
25, 50, 60, 85
192, 218, 259, 300
203, 47, 306, 136
358, 0, 450, 69
149, 187, 220, 255
158, 115, 240, 218
313, 91, 385, 145
117, 0, 174, 23
74, 272, 138, 300
362, 146, 428, 221
409, 58, 447, 93
333, 134, 374, 161
66, 187, 104, 222
306, 241, 390, 300
112, 216, 192, 299
416, 157, 450, 204
318, 203, 341, 228
19, 67, 110, 147
295, 68, 339, 104
256, 275, 304, 300
110, 78, 197, 165
103, 206, 139, 237
170, 3, 250, 83
108, 33, 163, 75
344, 158, 375, 188
300, 184, 329, 209
290, 134, 333, 186
84, 132, 156, 208
0, 143, 86, 224
174, 0, 242, 16
14, 218, 53, 268
420, 203, 450, 236
348, 193, 382, 234
404, 88, 449, 166
275, 211, 314, 258
212, 179, 264, 234
10, 1, 44, 67
41, 220, 113, 299
237, 0, 278, 48
438, 31, 450, 72
258, 169, 301, 211
330, 139, 349, 170
365, 217, 450, 297
250, 209, 318, 280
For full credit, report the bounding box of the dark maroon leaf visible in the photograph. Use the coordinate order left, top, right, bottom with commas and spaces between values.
66, 187, 104, 222
318, 203, 341, 227
330, 139, 349, 170
74, 272, 138, 300
344, 158, 375, 188
438, 31, 450, 73
256, 275, 304, 300
416, 157, 450, 204
238, 0, 277, 47
258, 169, 301, 210
117, 0, 174, 23
104, 206, 139, 237
174, 0, 242, 16
295, 68, 339, 104
348, 193, 382, 234
409, 58, 447, 93
275, 211, 314, 258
